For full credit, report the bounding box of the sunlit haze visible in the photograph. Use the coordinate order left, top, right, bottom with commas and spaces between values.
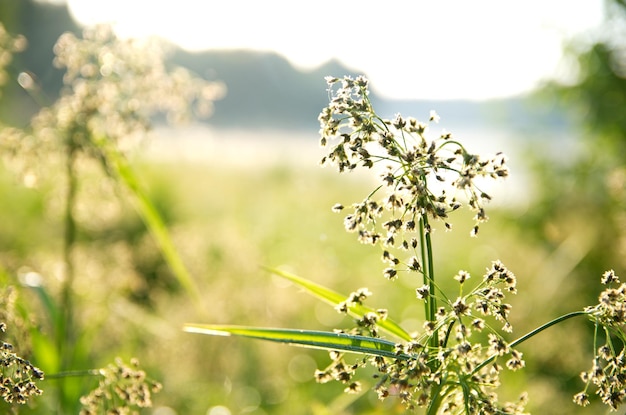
64, 0, 604, 100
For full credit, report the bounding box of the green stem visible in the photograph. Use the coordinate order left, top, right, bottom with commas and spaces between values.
419, 216, 429, 323
422, 214, 438, 349
45, 369, 100, 380
59, 134, 78, 408
62, 142, 79, 355
426, 382, 444, 415
472, 310, 589, 375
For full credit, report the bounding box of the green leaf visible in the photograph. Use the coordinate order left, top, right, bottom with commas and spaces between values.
264, 267, 412, 341
184, 324, 410, 360
96, 138, 202, 310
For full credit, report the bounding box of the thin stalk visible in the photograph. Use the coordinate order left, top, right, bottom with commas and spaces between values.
45, 369, 100, 380
593, 322, 600, 357
59, 135, 78, 407
419, 216, 429, 322
472, 310, 589, 375
61, 141, 77, 362
423, 213, 438, 349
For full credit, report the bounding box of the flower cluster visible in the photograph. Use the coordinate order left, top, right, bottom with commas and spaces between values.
369, 348, 528, 414
319, 76, 509, 279
315, 351, 364, 395
335, 287, 372, 314
0, 322, 44, 405
316, 261, 528, 413
79, 358, 162, 415
380, 262, 524, 413
49, 25, 224, 135
471, 260, 517, 333
333, 288, 389, 338
575, 270, 626, 410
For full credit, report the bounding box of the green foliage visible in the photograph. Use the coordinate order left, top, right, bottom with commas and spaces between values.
185, 325, 403, 359
554, 0, 626, 155
264, 267, 411, 341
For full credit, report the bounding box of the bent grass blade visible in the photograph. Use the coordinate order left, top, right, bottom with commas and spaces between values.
97, 139, 203, 311
184, 324, 411, 360
264, 267, 412, 341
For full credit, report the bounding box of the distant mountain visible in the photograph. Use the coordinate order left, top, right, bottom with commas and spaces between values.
168, 49, 365, 130
0, 0, 81, 126
169, 48, 569, 133
0, 0, 570, 135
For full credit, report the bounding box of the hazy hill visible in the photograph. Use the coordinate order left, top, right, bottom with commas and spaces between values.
169, 49, 363, 130
0, 0, 569, 135
168, 48, 569, 134
0, 0, 81, 126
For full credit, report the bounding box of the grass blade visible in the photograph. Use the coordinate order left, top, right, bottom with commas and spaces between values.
184, 324, 410, 360
98, 140, 202, 310
265, 267, 412, 341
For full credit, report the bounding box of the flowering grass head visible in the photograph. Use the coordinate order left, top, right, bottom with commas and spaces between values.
320, 76, 509, 283
315, 76, 531, 413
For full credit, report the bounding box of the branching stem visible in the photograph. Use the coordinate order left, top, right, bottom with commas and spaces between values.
472, 310, 589, 375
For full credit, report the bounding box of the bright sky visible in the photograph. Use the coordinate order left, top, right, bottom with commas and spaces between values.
64, 0, 605, 100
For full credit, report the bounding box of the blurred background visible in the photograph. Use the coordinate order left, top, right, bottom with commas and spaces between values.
0, 0, 625, 414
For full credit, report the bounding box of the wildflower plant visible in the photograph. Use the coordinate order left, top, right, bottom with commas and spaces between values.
185, 75, 626, 413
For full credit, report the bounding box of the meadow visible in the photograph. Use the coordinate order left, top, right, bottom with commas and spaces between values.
0, 124, 613, 414
2, 23, 625, 415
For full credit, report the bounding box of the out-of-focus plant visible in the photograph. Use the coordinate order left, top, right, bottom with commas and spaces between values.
77, 358, 162, 415
5, 23, 223, 312
526, 0, 626, 255
0, 22, 223, 412
0, 24, 26, 98
187, 76, 626, 414
557, 0, 626, 154
506, 3, 626, 409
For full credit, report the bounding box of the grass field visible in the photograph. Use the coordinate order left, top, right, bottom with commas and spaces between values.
0, 126, 615, 414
